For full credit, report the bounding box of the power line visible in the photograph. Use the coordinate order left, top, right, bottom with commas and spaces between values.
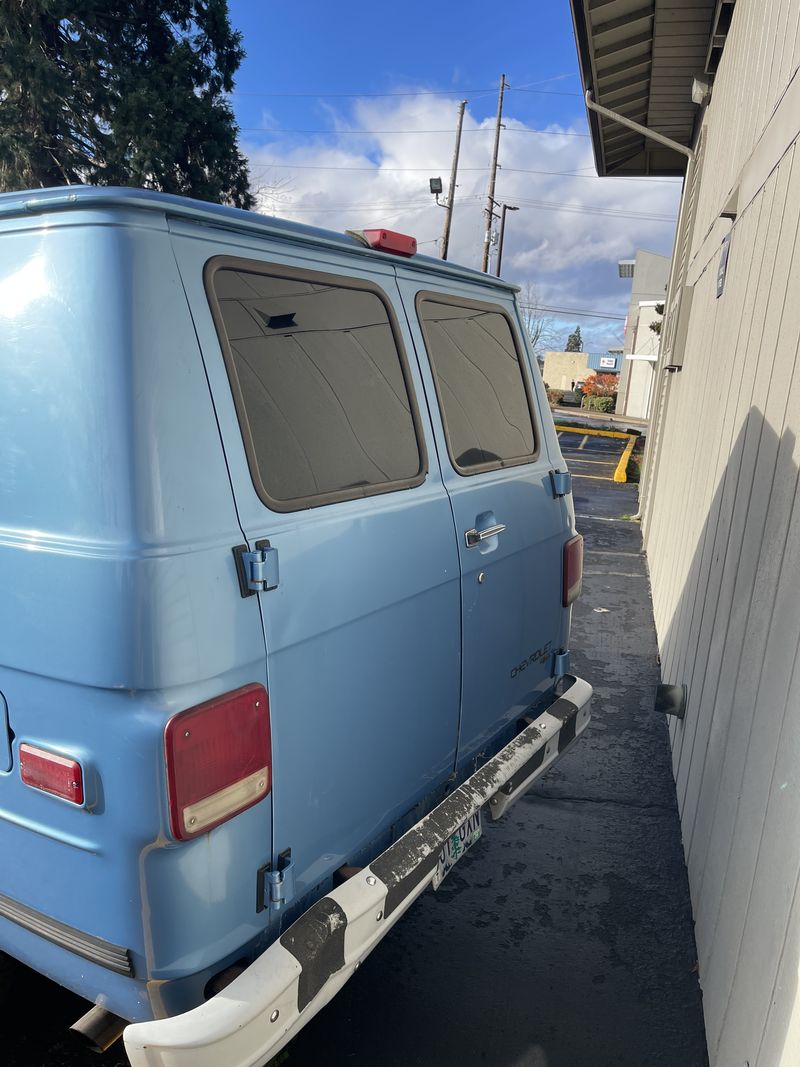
510, 86, 582, 97
248, 160, 681, 184
511, 198, 676, 222
240, 126, 591, 138
231, 87, 495, 99
266, 200, 437, 213
229, 85, 582, 99
504, 167, 679, 184
265, 194, 676, 224
520, 303, 626, 321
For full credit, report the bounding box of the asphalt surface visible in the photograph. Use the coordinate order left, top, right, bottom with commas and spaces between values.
556, 426, 638, 488
1, 467, 708, 1067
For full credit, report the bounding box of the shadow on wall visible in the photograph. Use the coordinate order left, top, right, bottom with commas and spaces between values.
656, 408, 800, 1066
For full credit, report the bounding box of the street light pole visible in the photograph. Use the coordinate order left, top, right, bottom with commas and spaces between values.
495, 203, 518, 277
441, 99, 466, 261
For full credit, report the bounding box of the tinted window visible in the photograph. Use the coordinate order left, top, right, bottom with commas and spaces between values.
210, 266, 423, 508
418, 299, 536, 471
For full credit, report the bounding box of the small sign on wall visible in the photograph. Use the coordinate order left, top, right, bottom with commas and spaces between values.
717, 232, 732, 298
599, 356, 616, 369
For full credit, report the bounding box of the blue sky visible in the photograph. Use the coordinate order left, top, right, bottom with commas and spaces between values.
225, 0, 681, 351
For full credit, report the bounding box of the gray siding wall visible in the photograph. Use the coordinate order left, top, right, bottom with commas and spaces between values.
642, 2, 800, 1063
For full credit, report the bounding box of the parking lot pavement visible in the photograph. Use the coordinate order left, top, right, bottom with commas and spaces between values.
557, 427, 637, 485
281, 476, 708, 1067
0, 475, 707, 1067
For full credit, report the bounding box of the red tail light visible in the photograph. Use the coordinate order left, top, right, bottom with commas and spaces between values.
20, 744, 84, 805
165, 684, 271, 841
563, 534, 584, 606
361, 228, 417, 257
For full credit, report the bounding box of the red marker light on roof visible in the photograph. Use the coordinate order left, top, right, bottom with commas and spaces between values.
361, 229, 417, 257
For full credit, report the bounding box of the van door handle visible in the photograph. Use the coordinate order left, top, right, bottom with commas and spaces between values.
465, 523, 507, 548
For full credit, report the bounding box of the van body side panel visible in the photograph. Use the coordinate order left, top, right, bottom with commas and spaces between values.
396, 272, 570, 771
0, 213, 273, 1020
509, 301, 577, 661
169, 223, 462, 907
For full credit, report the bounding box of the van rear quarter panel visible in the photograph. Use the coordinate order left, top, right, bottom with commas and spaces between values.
0, 209, 272, 1019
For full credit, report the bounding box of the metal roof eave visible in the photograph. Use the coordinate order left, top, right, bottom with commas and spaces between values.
569, 0, 716, 177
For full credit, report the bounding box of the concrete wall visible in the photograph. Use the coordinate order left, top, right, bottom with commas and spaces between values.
617, 251, 670, 414
624, 359, 655, 422
542, 351, 589, 391
620, 303, 661, 420
641, 3, 800, 1064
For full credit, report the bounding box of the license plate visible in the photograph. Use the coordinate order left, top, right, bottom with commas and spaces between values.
432, 810, 482, 890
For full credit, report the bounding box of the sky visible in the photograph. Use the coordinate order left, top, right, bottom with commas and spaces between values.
225, 0, 682, 352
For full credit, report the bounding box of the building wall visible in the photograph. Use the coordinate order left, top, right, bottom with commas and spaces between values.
624, 359, 655, 421
617, 250, 670, 414
621, 303, 661, 420
641, 3, 800, 1064
541, 351, 588, 391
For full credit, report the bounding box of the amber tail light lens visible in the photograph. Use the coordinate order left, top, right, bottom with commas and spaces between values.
165, 684, 271, 841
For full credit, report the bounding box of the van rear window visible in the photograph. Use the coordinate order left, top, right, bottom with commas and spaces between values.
417, 297, 537, 473
208, 263, 425, 510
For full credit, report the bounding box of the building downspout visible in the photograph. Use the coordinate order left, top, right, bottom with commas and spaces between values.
583, 92, 695, 523
584, 92, 695, 165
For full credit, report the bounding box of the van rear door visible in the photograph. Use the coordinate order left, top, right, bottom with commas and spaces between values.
397, 277, 566, 772
171, 230, 461, 905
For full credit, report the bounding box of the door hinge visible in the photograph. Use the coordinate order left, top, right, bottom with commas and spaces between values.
550, 470, 572, 498
233, 540, 280, 598
553, 649, 570, 678
257, 849, 295, 913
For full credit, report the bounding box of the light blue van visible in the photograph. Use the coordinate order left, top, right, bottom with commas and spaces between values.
0, 187, 591, 1065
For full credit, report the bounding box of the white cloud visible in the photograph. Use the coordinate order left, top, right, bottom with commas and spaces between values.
243, 93, 681, 350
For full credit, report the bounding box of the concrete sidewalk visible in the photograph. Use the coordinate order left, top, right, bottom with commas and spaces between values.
283, 478, 708, 1067
553, 405, 649, 435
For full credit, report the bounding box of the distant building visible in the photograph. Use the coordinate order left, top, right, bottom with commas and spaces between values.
616, 251, 670, 419
542, 349, 620, 391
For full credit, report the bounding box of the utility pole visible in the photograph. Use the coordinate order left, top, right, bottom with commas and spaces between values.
441, 99, 466, 261
495, 203, 518, 277
482, 74, 506, 273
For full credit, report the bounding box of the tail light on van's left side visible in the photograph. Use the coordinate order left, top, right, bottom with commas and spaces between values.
563, 534, 584, 606
165, 684, 271, 841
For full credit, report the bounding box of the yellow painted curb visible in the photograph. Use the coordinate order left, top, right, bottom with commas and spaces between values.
555, 424, 632, 440
555, 423, 638, 483
613, 434, 637, 483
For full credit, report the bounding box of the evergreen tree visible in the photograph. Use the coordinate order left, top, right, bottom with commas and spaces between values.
0, 2, 253, 208
564, 326, 583, 351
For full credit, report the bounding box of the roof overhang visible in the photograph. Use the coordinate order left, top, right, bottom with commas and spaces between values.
569, 0, 717, 176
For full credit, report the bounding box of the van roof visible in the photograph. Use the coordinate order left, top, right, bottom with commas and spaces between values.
0, 185, 518, 294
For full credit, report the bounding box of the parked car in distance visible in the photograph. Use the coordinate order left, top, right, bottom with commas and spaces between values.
560, 380, 585, 406
0, 187, 592, 1066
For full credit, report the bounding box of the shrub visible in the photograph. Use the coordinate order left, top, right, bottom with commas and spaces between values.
547, 388, 564, 407
582, 372, 618, 398
587, 396, 616, 413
